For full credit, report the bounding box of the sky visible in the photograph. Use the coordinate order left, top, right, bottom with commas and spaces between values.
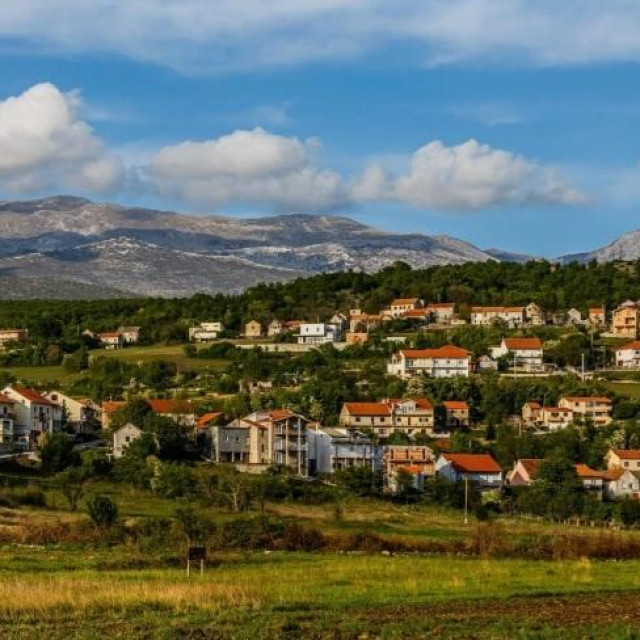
0, 1, 640, 257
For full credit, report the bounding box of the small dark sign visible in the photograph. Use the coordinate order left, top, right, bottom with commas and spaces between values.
188, 546, 207, 562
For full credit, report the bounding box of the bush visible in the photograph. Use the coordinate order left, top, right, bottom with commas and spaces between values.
281, 522, 325, 551
87, 494, 118, 528
218, 515, 286, 550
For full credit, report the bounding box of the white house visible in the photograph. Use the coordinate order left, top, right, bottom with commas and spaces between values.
1, 386, 62, 446
112, 423, 143, 459
43, 391, 100, 432
117, 326, 140, 344
387, 345, 471, 380
307, 427, 379, 475
426, 303, 456, 325
491, 337, 544, 370
298, 323, 341, 345
615, 341, 640, 369
0, 393, 15, 444
189, 322, 224, 342
98, 332, 124, 349
435, 453, 503, 488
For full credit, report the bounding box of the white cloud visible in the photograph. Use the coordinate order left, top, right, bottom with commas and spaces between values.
148, 127, 347, 211
2, 1, 640, 72
0, 83, 123, 194
356, 139, 588, 210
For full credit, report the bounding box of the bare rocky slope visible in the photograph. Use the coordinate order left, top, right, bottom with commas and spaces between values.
0, 195, 526, 298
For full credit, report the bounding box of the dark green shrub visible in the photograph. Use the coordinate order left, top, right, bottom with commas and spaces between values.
87, 494, 118, 528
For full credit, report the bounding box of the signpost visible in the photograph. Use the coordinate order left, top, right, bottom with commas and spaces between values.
187, 545, 206, 578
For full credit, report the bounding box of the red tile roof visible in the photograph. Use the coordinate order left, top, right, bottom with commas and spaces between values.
618, 341, 640, 351
102, 400, 126, 414
442, 400, 469, 411
401, 345, 470, 359
442, 453, 502, 474
269, 409, 296, 421
503, 337, 543, 350
0, 393, 14, 405
517, 458, 542, 477
391, 298, 420, 305
344, 402, 391, 417
402, 310, 428, 318
561, 396, 611, 404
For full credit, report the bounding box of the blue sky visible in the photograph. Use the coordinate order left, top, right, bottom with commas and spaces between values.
0, 1, 640, 257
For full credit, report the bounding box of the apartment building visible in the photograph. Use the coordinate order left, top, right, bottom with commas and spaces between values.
558, 396, 612, 426
612, 301, 640, 338
491, 337, 544, 370
387, 345, 472, 380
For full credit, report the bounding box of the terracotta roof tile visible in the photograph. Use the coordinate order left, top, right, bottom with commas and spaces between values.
442, 453, 502, 474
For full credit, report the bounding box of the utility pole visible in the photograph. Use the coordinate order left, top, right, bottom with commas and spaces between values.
581, 352, 586, 380
464, 475, 469, 525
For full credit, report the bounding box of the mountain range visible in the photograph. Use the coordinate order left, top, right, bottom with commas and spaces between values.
0, 196, 635, 299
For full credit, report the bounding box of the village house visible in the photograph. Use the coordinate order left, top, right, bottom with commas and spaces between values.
330, 313, 348, 330
475, 355, 498, 372
470, 306, 525, 328
588, 306, 606, 329
385, 298, 424, 318
267, 319, 283, 337
606, 448, 640, 471
435, 453, 503, 488
307, 427, 379, 474
538, 406, 574, 431
98, 331, 124, 349
491, 337, 544, 371
346, 333, 369, 345
209, 420, 250, 463
603, 468, 640, 500
507, 458, 541, 486
442, 400, 470, 429
117, 326, 140, 344
339, 398, 435, 439
147, 399, 196, 428
196, 412, 224, 431
566, 308, 583, 325
383, 445, 435, 492
508, 458, 604, 492
387, 345, 472, 380
244, 320, 264, 338
425, 303, 456, 325
298, 323, 341, 345
189, 322, 224, 342
521, 401, 542, 427
238, 410, 309, 475
112, 423, 143, 459
615, 341, 640, 368
558, 396, 612, 426
349, 313, 382, 334
525, 303, 545, 326
0, 393, 15, 444
0, 329, 28, 348
43, 391, 100, 432
612, 301, 640, 338
1, 385, 62, 446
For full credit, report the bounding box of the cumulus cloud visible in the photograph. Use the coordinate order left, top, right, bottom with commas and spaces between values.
354, 139, 588, 210
2, 1, 640, 72
0, 83, 123, 194
148, 128, 347, 211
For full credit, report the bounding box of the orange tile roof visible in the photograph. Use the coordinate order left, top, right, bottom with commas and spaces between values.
610, 449, 640, 460
561, 396, 611, 404
603, 468, 624, 481
269, 409, 296, 421
401, 345, 470, 359
543, 406, 572, 414
442, 400, 469, 411
102, 400, 126, 414
0, 393, 14, 405
575, 464, 605, 479
10, 386, 56, 406
471, 306, 524, 313
442, 453, 502, 474
344, 402, 391, 417
503, 337, 543, 350
148, 399, 194, 414
391, 298, 420, 305
402, 310, 428, 318
525, 401, 541, 409
196, 412, 224, 429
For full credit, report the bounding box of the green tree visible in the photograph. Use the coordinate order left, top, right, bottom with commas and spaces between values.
87, 494, 118, 528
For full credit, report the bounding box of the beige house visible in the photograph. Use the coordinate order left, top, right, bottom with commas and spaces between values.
525, 303, 545, 326
383, 445, 435, 492
425, 303, 456, 325
470, 306, 525, 327
0, 329, 28, 348
340, 399, 434, 439
244, 320, 264, 338
606, 449, 640, 471
267, 319, 283, 336
387, 298, 424, 318
522, 401, 542, 427
612, 301, 640, 338
98, 332, 124, 349
442, 400, 470, 428
558, 396, 612, 426
43, 391, 100, 431
588, 306, 606, 329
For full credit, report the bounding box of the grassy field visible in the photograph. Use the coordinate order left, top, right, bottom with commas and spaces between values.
0, 475, 638, 637
0, 546, 638, 638
0, 344, 231, 386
